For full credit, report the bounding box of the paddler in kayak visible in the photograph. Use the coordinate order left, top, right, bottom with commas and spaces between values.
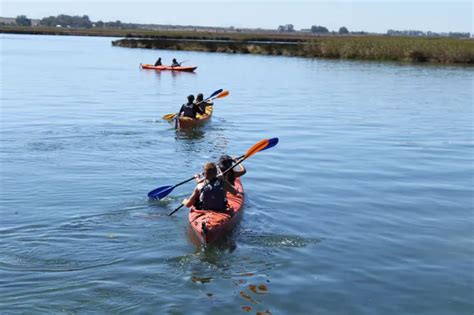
154, 57, 162, 66
171, 58, 181, 67
178, 95, 205, 118
195, 93, 214, 113
183, 162, 241, 212
218, 155, 246, 185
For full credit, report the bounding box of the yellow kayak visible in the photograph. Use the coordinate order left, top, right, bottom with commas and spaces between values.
175, 104, 213, 129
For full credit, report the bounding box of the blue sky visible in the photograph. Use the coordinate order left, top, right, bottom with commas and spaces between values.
1, 1, 472, 33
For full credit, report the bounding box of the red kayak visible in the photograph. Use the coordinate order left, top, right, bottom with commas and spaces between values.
141, 63, 197, 72
188, 178, 244, 245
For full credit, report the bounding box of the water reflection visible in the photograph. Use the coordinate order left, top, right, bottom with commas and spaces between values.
139, 67, 160, 80
167, 237, 275, 314
174, 127, 206, 141
171, 70, 196, 78
186, 227, 237, 252
167, 239, 276, 277
174, 127, 230, 166
180, 225, 321, 314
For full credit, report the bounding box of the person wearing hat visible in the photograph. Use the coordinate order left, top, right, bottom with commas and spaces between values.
178, 94, 205, 118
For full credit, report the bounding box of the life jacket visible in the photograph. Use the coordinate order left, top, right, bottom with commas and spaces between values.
197, 101, 212, 113
199, 178, 227, 211
182, 103, 195, 118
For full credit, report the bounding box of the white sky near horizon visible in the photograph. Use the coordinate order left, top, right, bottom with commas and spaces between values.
0, 0, 472, 33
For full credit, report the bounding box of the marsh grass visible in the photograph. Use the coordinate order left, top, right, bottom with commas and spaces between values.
115, 36, 474, 64
304, 36, 474, 64
2, 25, 472, 64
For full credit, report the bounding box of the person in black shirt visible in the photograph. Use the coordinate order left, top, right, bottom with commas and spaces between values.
195, 93, 213, 113
171, 58, 180, 67
178, 95, 205, 118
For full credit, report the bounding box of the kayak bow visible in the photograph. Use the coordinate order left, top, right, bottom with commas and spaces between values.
188, 178, 244, 245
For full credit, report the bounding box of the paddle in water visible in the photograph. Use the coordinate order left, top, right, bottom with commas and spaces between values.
148, 138, 278, 201
167, 137, 279, 216
162, 89, 227, 122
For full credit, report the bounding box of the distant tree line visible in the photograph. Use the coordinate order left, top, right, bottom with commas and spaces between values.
310, 25, 350, 34
277, 24, 471, 38
11, 14, 471, 38
277, 24, 351, 34
277, 24, 295, 32
40, 14, 93, 28
310, 25, 327, 33
13, 14, 139, 29
15, 15, 32, 26
94, 20, 139, 29
387, 29, 470, 38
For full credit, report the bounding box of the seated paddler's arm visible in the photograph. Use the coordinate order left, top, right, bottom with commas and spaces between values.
233, 160, 246, 177
223, 177, 241, 196
183, 187, 200, 208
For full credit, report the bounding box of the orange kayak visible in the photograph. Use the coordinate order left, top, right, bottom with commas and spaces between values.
176, 105, 213, 129
188, 177, 244, 245
141, 63, 197, 72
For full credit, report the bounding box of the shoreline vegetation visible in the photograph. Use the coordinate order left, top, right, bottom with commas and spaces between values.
2, 25, 473, 65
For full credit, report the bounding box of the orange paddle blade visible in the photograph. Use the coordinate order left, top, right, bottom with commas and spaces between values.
215, 90, 229, 99
162, 113, 176, 121
244, 139, 270, 159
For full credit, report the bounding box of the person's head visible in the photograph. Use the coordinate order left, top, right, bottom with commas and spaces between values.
158, 57, 161, 60
218, 154, 233, 172
187, 94, 195, 103
203, 162, 217, 180
172, 58, 177, 62
196, 93, 204, 102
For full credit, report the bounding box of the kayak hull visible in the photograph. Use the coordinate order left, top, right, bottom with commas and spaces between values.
141, 64, 197, 72
188, 178, 244, 245
176, 105, 213, 129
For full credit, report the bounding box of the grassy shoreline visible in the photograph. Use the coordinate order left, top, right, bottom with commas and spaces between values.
3, 26, 473, 65
113, 37, 474, 64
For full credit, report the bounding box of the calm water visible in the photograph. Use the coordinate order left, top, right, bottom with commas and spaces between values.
1, 34, 473, 314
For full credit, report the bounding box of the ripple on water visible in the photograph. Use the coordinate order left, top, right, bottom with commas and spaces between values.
101, 129, 146, 137
238, 230, 321, 248
2, 34, 473, 314
26, 141, 65, 152
0, 249, 125, 273
163, 243, 277, 314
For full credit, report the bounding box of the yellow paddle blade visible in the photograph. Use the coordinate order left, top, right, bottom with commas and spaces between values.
162, 113, 176, 121
215, 90, 229, 99
244, 139, 270, 159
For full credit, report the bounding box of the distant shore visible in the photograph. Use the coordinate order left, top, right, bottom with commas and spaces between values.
2, 25, 473, 65
113, 37, 474, 65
